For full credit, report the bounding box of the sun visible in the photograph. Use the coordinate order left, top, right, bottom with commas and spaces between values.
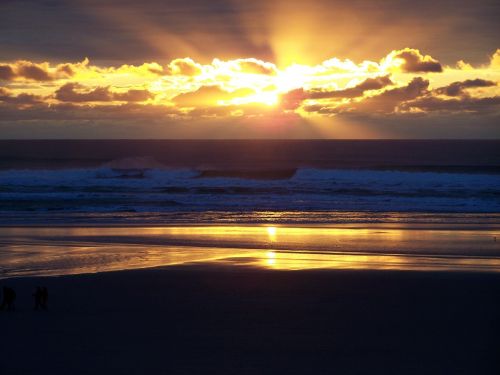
226, 90, 280, 107
248, 91, 280, 106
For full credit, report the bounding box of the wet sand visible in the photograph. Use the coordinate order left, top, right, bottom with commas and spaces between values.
1, 265, 500, 374
2, 224, 500, 278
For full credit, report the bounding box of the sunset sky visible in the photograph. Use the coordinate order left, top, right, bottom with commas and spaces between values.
1, 0, 499, 138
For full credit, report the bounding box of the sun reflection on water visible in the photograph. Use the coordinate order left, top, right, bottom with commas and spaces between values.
0, 225, 499, 278
266, 226, 277, 242
266, 251, 277, 267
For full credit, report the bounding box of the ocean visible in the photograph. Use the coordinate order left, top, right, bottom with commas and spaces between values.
0, 140, 499, 225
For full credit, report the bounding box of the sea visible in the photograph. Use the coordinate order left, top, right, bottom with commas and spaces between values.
0, 140, 499, 225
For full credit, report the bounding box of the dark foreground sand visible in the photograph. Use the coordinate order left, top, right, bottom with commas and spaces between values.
2, 266, 500, 374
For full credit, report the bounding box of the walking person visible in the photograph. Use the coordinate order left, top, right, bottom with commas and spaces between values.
33, 287, 43, 310
0, 286, 7, 310
1, 287, 16, 311
41, 287, 48, 310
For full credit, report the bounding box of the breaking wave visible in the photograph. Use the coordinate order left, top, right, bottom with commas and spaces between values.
1, 162, 500, 217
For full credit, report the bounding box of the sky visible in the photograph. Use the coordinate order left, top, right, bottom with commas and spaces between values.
0, 0, 499, 139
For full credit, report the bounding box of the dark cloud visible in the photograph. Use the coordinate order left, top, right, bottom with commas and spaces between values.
55, 83, 112, 102
17, 64, 52, 81
303, 77, 430, 114
0, 61, 76, 81
310, 75, 393, 99
0, 65, 16, 80
0, 98, 277, 124
0, 102, 181, 122
281, 76, 393, 110
435, 79, 497, 97
391, 49, 442, 73
401, 95, 500, 113
394, 78, 500, 113
114, 89, 155, 102
187, 102, 280, 117
56, 63, 78, 77
376, 77, 430, 102
54, 83, 155, 102
172, 85, 254, 107
0, 87, 42, 105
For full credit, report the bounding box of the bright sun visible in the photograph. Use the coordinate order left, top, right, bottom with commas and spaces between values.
248, 91, 280, 106
226, 91, 280, 106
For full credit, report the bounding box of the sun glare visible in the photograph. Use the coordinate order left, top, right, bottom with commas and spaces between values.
267, 226, 278, 242
225, 90, 280, 106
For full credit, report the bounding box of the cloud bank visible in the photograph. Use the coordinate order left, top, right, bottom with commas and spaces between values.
0, 48, 499, 138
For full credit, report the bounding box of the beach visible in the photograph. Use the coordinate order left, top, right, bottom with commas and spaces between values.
2, 265, 500, 374
1, 224, 500, 374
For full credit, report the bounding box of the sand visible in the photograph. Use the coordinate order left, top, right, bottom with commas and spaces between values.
1, 265, 500, 374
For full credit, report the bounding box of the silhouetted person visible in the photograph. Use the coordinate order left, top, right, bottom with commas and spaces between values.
41, 287, 48, 310
33, 287, 43, 310
8, 287, 16, 310
1, 286, 16, 311
0, 286, 6, 310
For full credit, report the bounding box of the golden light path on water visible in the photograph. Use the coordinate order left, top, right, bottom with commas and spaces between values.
1, 225, 500, 278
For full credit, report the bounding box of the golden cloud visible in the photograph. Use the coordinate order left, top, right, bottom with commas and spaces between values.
1, 48, 498, 123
